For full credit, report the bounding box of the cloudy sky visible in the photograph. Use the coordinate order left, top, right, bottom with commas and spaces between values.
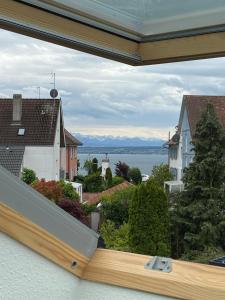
1, 28, 225, 140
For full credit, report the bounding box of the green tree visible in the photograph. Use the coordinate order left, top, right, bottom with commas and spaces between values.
115, 161, 129, 180
59, 180, 79, 201
101, 186, 135, 226
105, 167, 112, 187
92, 157, 98, 173
84, 172, 103, 192
177, 103, 225, 256
100, 220, 130, 252
151, 163, 173, 188
128, 167, 142, 185
83, 159, 93, 175
21, 168, 37, 185
129, 181, 170, 256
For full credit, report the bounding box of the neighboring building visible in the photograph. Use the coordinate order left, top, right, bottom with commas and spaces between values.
64, 129, 82, 181
0, 94, 66, 180
167, 95, 225, 184
101, 154, 110, 177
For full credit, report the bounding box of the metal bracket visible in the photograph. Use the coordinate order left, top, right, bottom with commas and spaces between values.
145, 256, 172, 273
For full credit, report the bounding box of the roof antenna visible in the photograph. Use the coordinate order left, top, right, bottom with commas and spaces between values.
50, 72, 58, 99
49, 72, 58, 132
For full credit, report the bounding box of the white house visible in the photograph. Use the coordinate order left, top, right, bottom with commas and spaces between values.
0, 94, 66, 180
167, 95, 225, 190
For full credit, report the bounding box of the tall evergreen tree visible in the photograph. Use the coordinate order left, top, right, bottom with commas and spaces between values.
178, 103, 225, 254
129, 180, 170, 256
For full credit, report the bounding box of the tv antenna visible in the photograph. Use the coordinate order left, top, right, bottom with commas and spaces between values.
50, 72, 58, 99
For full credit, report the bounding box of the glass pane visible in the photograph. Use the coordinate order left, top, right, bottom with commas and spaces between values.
29, 0, 225, 37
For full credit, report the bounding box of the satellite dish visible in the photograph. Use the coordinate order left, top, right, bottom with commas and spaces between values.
50, 89, 58, 98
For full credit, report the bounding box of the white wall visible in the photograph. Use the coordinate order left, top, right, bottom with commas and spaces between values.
23, 109, 63, 181
169, 136, 182, 181
0, 233, 174, 300
23, 146, 55, 180
53, 107, 61, 180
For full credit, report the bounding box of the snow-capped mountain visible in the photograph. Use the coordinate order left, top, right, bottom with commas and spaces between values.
74, 133, 165, 147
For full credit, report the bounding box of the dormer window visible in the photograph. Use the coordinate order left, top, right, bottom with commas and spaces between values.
18, 128, 25, 136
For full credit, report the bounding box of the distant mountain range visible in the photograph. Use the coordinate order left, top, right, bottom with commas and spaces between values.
74, 133, 166, 147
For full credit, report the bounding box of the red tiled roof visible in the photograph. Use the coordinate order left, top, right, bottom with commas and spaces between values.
83, 181, 132, 205
180, 95, 225, 137
0, 98, 65, 146
65, 129, 82, 146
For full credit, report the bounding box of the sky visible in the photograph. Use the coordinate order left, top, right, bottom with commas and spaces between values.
1, 28, 225, 140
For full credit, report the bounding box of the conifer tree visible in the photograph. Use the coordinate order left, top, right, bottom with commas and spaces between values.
179, 103, 225, 254
129, 180, 170, 256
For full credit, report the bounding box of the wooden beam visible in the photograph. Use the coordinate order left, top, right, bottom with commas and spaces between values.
0, 0, 139, 65
139, 31, 225, 65
83, 249, 225, 300
0, 202, 89, 277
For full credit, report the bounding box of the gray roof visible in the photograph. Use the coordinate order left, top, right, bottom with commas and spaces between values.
0, 146, 25, 176
0, 165, 98, 257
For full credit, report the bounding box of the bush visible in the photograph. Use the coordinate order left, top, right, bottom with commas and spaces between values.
57, 198, 88, 226
128, 167, 142, 185
59, 180, 79, 201
129, 181, 170, 256
100, 186, 135, 226
32, 179, 63, 203
111, 176, 124, 186
84, 172, 104, 192
105, 167, 112, 187
181, 246, 225, 264
92, 158, 98, 173
150, 163, 173, 188
100, 220, 130, 252
82, 202, 97, 215
21, 168, 37, 185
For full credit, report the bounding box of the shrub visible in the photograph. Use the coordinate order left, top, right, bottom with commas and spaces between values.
59, 180, 79, 201
92, 158, 98, 173
100, 186, 135, 226
57, 198, 88, 225
115, 161, 129, 180
128, 167, 142, 185
32, 179, 63, 203
129, 181, 170, 256
84, 172, 104, 192
82, 202, 97, 215
21, 168, 37, 185
105, 167, 112, 187
100, 220, 130, 252
150, 163, 173, 188
111, 176, 124, 186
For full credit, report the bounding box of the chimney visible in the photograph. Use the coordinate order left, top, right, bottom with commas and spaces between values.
12, 94, 22, 123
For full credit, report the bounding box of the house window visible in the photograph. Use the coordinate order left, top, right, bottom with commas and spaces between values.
18, 128, 25, 136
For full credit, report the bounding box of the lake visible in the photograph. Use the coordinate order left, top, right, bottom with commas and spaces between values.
78, 147, 168, 175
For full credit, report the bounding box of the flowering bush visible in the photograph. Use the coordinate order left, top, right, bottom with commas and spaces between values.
32, 179, 63, 203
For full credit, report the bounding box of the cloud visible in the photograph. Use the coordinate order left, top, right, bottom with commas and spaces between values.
1, 29, 225, 138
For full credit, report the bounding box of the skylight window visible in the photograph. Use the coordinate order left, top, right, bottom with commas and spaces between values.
18, 128, 25, 136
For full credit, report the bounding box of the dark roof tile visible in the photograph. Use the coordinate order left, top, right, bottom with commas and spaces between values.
0, 98, 62, 146
0, 146, 25, 176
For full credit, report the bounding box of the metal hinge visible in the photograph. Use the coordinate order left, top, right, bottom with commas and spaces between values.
145, 256, 172, 273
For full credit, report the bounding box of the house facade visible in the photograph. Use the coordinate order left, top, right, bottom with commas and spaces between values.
0, 94, 66, 180
168, 95, 225, 182
64, 129, 82, 181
